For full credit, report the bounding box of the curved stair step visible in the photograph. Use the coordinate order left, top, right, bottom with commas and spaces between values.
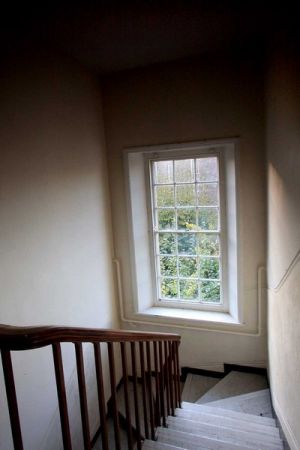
175, 407, 279, 437
196, 371, 268, 404
167, 416, 283, 450
181, 401, 276, 427
142, 440, 189, 450
156, 427, 280, 450
204, 388, 273, 417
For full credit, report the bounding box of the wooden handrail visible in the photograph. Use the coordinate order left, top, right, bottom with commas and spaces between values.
0, 324, 181, 450
0, 324, 180, 350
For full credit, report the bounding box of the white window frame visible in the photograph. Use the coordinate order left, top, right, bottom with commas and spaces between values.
124, 139, 239, 321
145, 149, 227, 312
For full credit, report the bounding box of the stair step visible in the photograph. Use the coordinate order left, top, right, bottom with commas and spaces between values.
157, 427, 281, 450
142, 440, 189, 450
167, 416, 282, 449
205, 388, 273, 417
196, 371, 268, 404
181, 401, 276, 427
182, 373, 220, 403
175, 407, 279, 438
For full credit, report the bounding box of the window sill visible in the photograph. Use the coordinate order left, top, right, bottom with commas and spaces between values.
125, 306, 249, 334
142, 306, 238, 324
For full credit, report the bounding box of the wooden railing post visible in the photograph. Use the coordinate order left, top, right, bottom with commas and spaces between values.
139, 341, 149, 439
130, 342, 142, 450
93, 343, 109, 450
74, 343, 91, 450
107, 342, 121, 450
120, 342, 133, 450
1, 350, 24, 450
52, 343, 72, 450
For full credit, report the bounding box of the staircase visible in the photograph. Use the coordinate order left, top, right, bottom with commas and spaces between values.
116, 371, 284, 450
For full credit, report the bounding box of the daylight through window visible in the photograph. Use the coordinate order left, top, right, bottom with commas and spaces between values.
151, 156, 222, 304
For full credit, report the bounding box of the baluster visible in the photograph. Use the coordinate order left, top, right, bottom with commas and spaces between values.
93, 343, 109, 450
120, 342, 133, 450
158, 342, 166, 427
130, 342, 142, 450
145, 341, 155, 440
138, 341, 149, 439
74, 343, 91, 449
1, 350, 24, 450
170, 342, 178, 409
153, 341, 161, 426
52, 343, 72, 450
163, 341, 170, 416
174, 341, 181, 408
168, 341, 175, 415
107, 342, 121, 450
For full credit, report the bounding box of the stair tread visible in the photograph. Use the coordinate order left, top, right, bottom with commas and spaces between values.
143, 440, 189, 450
175, 407, 279, 437
157, 427, 283, 450
205, 388, 273, 417
167, 416, 282, 447
182, 373, 220, 403
196, 371, 269, 404
182, 401, 276, 427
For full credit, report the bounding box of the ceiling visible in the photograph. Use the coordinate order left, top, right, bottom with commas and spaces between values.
0, 1, 295, 74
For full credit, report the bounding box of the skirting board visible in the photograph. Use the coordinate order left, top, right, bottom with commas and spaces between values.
272, 395, 298, 450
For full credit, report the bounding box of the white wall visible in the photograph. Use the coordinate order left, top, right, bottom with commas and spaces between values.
0, 47, 118, 449
266, 44, 300, 450
102, 51, 267, 371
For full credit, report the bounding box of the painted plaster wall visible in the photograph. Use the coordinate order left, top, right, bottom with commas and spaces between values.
266, 46, 300, 450
0, 48, 118, 449
102, 51, 267, 371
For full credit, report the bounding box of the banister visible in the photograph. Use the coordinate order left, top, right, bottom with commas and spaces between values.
1, 324, 181, 450
0, 324, 180, 350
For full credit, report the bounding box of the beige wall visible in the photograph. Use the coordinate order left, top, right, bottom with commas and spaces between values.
0, 48, 118, 449
266, 45, 300, 450
102, 51, 267, 370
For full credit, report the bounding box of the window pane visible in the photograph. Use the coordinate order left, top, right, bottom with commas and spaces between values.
197, 208, 219, 230
153, 160, 173, 184
179, 280, 199, 300
160, 278, 178, 298
155, 185, 174, 207
197, 183, 218, 206
196, 157, 218, 182
200, 281, 220, 302
198, 235, 220, 256
160, 256, 177, 276
177, 209, 196, 230
178, 257, 197, 277
174, 159, 195, 183
178, 233, 197, 255
158, 233, 176, 254
200, 258, 220, 279
158, 209, 176, 230
176, 184, 196, 206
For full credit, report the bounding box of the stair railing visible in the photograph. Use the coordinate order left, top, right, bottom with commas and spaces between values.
0, 325, 181, 450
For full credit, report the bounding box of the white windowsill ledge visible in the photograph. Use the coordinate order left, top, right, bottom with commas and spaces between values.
141, 306, 239, 324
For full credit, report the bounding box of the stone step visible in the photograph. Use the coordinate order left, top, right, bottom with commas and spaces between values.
142, 440, 189, 450
156, 427, 279, 450
182, 373, 220, 403
175, 407, 279, 438
205, 388, 273, 418
167, 416, 283, 449
196, 371, 268, 404
181, 401, 276, 427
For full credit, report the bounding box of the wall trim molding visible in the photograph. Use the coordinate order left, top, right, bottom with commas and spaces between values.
272, 395, 299, 450
270, 249, 300, 293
